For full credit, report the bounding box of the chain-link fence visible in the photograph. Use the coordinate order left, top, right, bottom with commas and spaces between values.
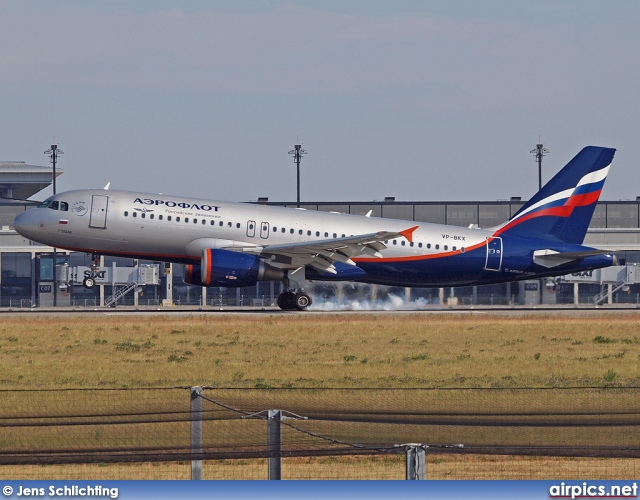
0, 387, 638, 479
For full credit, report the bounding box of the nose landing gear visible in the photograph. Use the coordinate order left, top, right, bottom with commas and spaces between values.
82, 254, 102, 289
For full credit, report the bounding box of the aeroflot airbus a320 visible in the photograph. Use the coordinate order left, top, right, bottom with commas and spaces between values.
14, 146, 616, 310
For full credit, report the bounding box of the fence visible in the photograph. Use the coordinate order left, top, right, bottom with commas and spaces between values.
0, 387, 638, 479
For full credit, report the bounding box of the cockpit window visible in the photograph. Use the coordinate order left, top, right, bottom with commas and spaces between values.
38, 198, 68, 211
38, 198, 54, 208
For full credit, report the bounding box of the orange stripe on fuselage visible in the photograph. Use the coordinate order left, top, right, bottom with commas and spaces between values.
353, 240, 487, 263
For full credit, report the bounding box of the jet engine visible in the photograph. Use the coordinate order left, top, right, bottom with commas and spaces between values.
183, 248, 284, 288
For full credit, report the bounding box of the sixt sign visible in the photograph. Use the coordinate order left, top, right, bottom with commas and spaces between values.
134, 198, 220, 212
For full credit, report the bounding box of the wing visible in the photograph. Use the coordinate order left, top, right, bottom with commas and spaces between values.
228, 226, 418, 274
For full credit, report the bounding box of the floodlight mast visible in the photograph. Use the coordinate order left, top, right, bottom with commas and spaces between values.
530, 142, 549, 191
44, 144, 64, 195
44, 143, 64, 307
288, 144, 308, 208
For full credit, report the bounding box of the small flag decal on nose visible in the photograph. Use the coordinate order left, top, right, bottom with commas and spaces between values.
59, 220, 68, 225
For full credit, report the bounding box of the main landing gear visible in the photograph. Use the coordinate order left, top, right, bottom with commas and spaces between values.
277, 290, 312, 311
82, 254, 101, 289
276, 272, 312, 311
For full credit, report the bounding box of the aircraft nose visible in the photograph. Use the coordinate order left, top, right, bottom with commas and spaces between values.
13, 210, 39, 239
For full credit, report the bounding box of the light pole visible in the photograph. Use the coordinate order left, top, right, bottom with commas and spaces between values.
530, 142, 549, 306
530, 143, 549, 191
45, 144, 64, 307
288, 144, 307, 208
44, 144, 64, 196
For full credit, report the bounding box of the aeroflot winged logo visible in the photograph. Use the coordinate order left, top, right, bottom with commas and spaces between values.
134, 197, 220, 212
72, 201, 88, 216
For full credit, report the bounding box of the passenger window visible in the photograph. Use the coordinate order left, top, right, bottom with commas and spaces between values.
133, 212, 137, 218
219, 221, 223, 226
444, 245, 448, 250
167, 216, 172, 221
427, 243, 431, 249
281, 228, 285, 233
290, 229, 294, 234
316, 231, 320, 237
210, 220, 214, 225
393, 240, 397, 245
418, 242, 422, 248
410, 242, 414, 247
299, 229, 303, 235
249, 223, 254, 229
60, 202, 69, 211
237, 223, 241, 228
193, 219, 197, 223
452, 246, 456, 251
324, 232, 328, 237
202, 219, 206, 225
141, 213, 146, 218
333, 233, 337, 238
461, 247, 465, 253
435, 244, 439, 250
307, 230, 311, 236
124, 211, 129, 217
150, 214, 154, 220
176, 217, 181, 222
401, 241, 405, 246
272, 226, 276, 231
159, 215, 163, 220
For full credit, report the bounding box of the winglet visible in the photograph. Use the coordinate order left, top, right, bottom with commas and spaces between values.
399, 225, 419, 243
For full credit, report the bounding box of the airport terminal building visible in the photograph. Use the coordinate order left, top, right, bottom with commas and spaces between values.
2, 162, 640, 308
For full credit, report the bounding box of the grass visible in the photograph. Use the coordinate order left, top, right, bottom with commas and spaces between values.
0, 312, 638, 480
0, 313, 638, 389
1, 455, 637, 480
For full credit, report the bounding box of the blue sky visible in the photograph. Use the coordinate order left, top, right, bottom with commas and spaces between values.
2, 1, 639, 203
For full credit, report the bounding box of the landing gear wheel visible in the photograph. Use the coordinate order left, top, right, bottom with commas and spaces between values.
82, 277, 96, 289
294, 292, 312, 311
277, 291, 296, 310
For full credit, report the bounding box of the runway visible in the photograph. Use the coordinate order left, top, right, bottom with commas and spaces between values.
1, 305, 640, 317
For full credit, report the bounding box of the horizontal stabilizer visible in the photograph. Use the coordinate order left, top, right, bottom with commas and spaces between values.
533, 249, 614, 268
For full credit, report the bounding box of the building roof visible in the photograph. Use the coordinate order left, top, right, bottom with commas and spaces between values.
0, 161, 62, 200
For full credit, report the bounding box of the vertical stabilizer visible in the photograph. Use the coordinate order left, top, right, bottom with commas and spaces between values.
493, 146, 615, 244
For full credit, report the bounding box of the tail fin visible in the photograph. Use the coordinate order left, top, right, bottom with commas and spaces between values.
493, 146, 616, 244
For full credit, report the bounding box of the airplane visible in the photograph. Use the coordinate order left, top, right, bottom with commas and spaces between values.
13, 146, 616, 310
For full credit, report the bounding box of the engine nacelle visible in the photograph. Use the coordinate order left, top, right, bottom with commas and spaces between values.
304, 261, 368, 281
184, 248, 284, 288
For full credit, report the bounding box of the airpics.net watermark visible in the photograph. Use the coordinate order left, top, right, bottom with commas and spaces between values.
3, 485, 118, 499
549, 481, 638, 499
